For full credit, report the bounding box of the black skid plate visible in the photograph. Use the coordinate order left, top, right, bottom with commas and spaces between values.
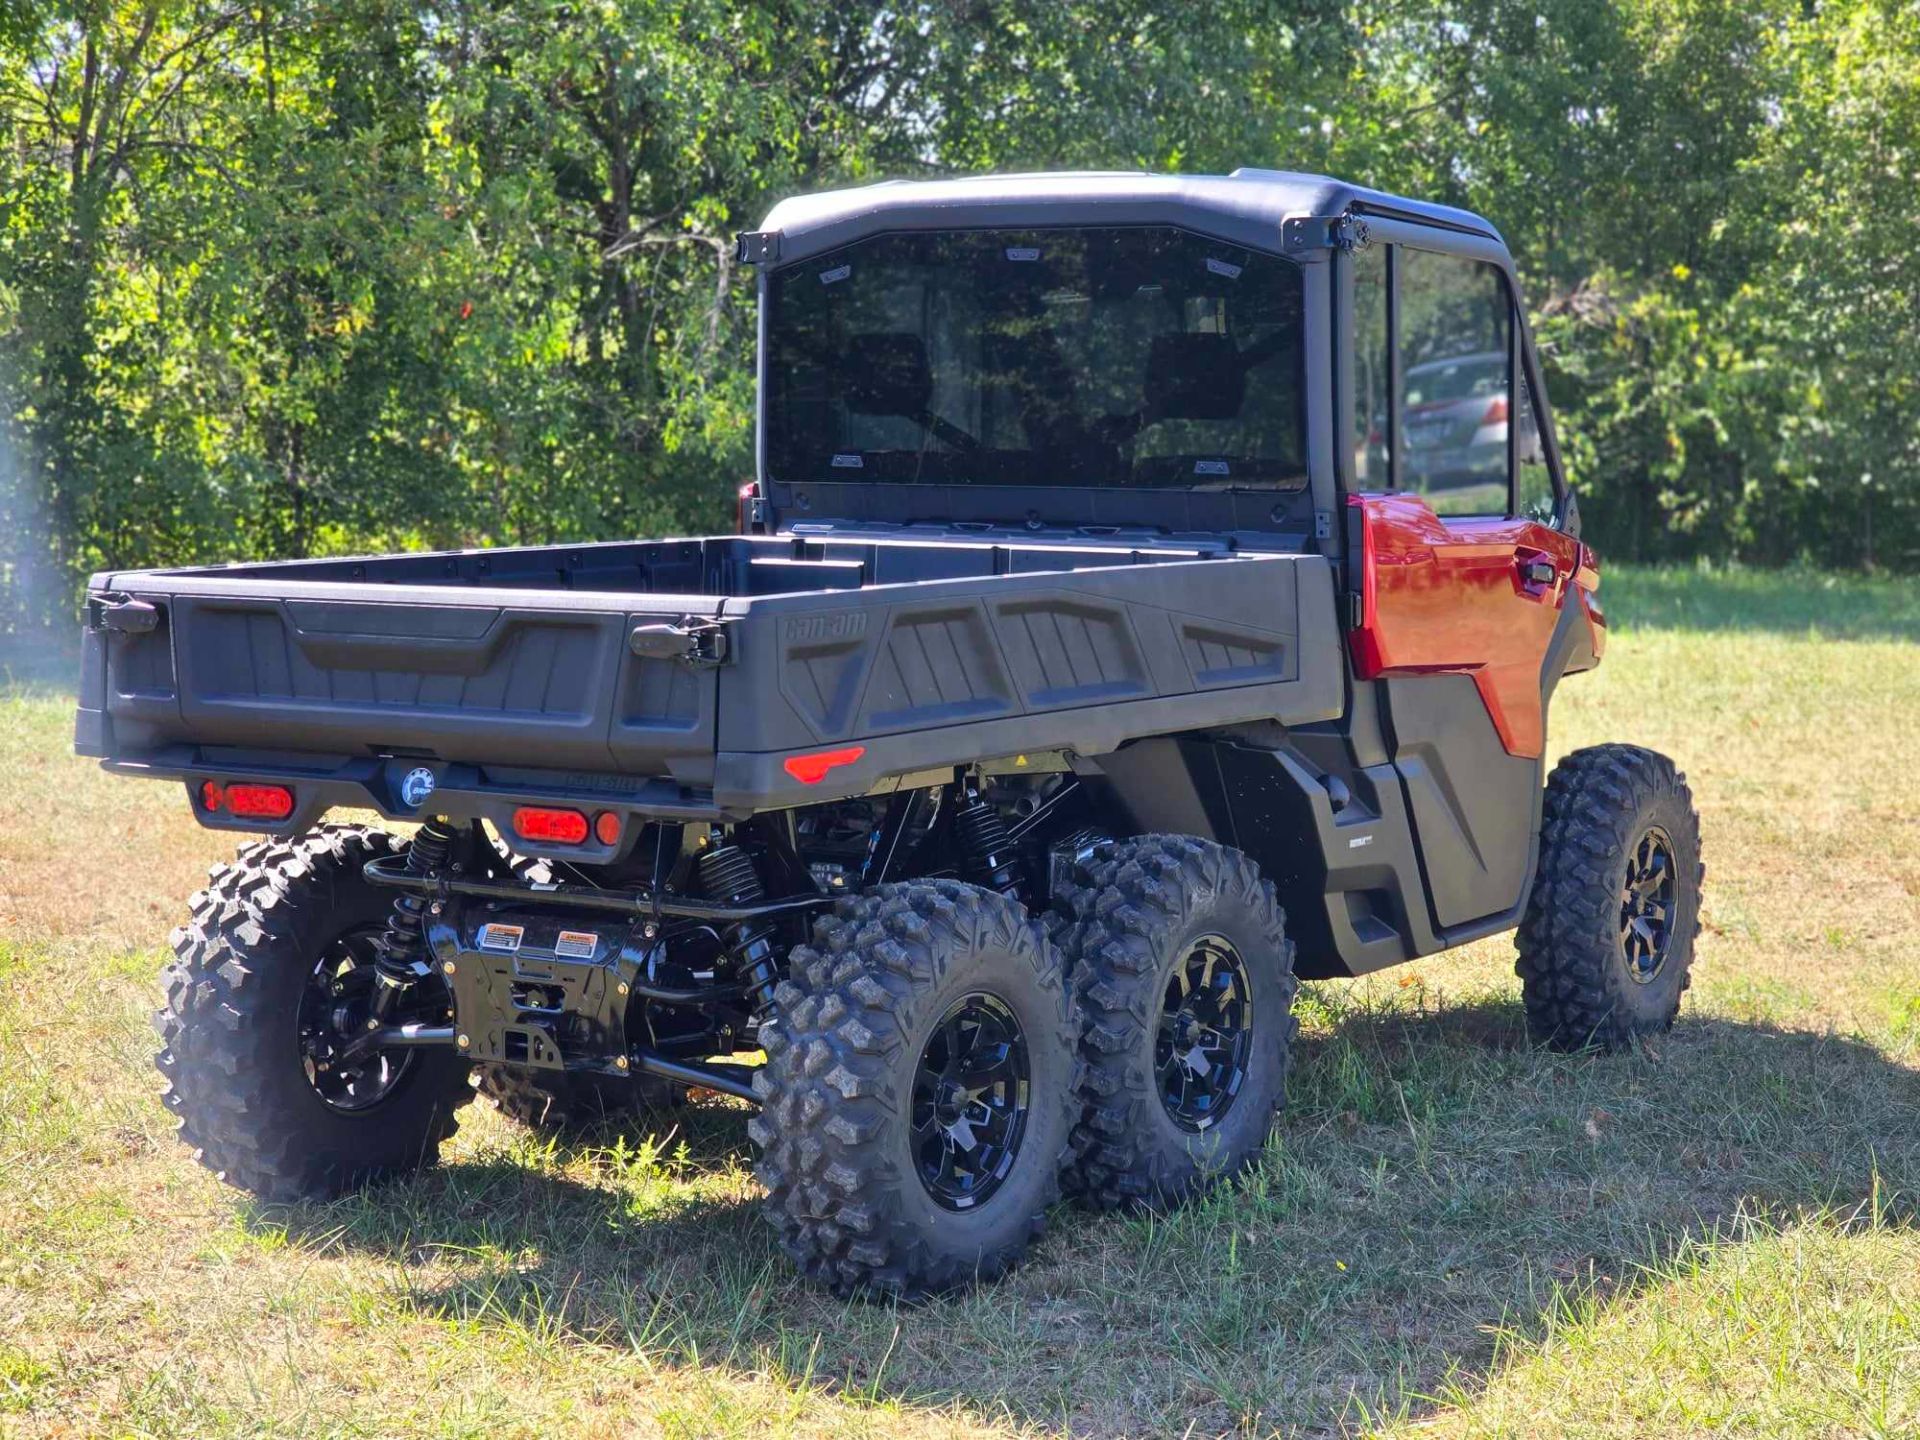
428, 909, 643, 1074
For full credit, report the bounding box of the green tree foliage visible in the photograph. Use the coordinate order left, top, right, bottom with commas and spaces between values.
1, 2, 1913, 626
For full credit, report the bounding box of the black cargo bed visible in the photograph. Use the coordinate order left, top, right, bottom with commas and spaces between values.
77, 531, 1343, 823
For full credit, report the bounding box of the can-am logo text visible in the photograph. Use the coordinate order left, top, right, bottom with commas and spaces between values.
782, 612, 868, 643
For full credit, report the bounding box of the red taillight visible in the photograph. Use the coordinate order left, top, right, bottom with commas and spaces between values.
224, 783, 294, 820
200, 780, 224, 812
1482, 394, 1510, 425
513, 806, 589, 844
594, 811, 621, 846
782, 746, 866, 785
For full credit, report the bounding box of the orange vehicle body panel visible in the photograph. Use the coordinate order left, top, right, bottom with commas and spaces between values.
1346, 493, 1601, 758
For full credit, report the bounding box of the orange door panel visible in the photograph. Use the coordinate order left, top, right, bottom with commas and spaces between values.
1345, 493, 1599, 759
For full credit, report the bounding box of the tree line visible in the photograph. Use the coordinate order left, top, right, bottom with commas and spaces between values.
2, 1, 1914, 627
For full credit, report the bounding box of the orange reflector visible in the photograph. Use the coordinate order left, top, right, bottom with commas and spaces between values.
200, 780, 224, 812
782, 746, 866, 785
513, 806, 588, 844
594, 811, 621, 846
224, 783, 294, 820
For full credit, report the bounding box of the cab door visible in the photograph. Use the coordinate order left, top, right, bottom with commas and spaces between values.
1341, 226, 1603, 932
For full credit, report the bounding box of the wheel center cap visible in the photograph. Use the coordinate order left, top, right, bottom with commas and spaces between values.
934, 1076, 967, 1121
1171, 1011, 1215, 1059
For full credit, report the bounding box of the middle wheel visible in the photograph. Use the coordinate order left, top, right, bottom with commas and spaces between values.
749, 880, 1079, 1297
1052, 834, 1298, 1210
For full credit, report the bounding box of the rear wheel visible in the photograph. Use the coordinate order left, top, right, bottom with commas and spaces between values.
155, 825, 475, 1202
749, 880, 1079, 1297
1052, 835, 1297, 1211
1516, 744, 1705, 1051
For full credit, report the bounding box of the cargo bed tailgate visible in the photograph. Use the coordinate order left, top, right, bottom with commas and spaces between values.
80, 577, 724, 785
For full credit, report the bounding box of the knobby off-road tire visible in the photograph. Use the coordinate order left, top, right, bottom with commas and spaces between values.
1516, 744, 1705, 1052
1052, 835, 1297, 1211
749, 880, 1079, 1297
155, 824, 475, 1202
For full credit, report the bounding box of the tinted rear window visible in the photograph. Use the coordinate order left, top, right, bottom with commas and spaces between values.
765, 227, 1307, 491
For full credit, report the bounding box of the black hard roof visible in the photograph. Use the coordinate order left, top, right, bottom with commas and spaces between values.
756, 168, 1504, 266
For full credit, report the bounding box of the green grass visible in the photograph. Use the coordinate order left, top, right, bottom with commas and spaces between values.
1598, 563, 1919, 641
0, 565, 1915, 1438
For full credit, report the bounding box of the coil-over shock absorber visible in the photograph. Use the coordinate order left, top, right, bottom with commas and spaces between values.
698, 839, 781, 1015
955, 787, 1024, 898
371, 817, 456, 1020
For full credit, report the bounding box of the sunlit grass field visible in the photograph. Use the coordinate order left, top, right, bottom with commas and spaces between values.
0, 566, 1915, 1438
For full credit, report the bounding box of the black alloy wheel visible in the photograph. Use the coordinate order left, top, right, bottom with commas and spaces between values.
1155, 935, 1254, 1132
296, 924, 419, 1113
1620, 826, 1676, 983
910, 992, 1033, 1210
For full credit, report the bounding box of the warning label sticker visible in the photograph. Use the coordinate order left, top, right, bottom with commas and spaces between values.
477, 923, 524, 953
554, 929, 599, 960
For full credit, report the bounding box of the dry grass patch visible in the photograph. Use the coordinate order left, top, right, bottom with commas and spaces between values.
0, 565, 1915, 1438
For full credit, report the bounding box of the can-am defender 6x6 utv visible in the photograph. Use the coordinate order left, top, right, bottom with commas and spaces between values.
75, 169, 1703, 1297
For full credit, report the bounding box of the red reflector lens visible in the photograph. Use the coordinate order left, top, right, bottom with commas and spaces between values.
513, 807, 589, 844
594, 811, 621, 846
200, 780, 224, 812
782, 746, 866, 785
224, 783, 294, 820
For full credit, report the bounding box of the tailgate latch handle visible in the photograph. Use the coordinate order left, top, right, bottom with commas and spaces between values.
628, 619, 730, 668
97, 597, 161, 634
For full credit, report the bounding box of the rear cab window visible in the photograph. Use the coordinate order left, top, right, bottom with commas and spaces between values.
765, 227, 1308, 493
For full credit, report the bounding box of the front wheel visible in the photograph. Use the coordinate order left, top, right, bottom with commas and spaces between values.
1516, 744, 1705, 1051
155, 825, 475, 1201
749, 881, 1079, 1297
